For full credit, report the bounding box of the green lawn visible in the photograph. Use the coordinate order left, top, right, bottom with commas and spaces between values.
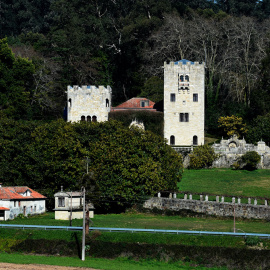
1, 212, 270, 234
0, 253, 226, 270
179, 169, 270, 198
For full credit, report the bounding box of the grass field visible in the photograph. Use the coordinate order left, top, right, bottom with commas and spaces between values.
1, 211, 270, 234
179, 169, 270, 198
0, 253, 227, 270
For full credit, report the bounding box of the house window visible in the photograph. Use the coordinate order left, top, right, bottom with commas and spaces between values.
87, 116, 91, 122
140, 100, 149, 107
34, 206, 36, 213
81, 115, 85, 121
179, 75, 184, 82
193, 135, 198, 145
193, 93, 198, 102
185, 75, 189, 82
14, 201, 16, 207
170, 135, 175, 145
58, 197, 65, 207
19, 201, 21, 207
92, 115, 97, 122
170, 94, 175, 102
180, 113, 189, 122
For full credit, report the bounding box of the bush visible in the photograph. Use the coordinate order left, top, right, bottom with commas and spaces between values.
189, 145, 219, 169
245, 236, 261, 246
241, 151, 261, 171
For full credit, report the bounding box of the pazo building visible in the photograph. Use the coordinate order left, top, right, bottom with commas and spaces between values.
164, 59, 205, 146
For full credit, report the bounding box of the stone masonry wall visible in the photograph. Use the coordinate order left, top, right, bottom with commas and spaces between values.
164, 60, 205, 146
144, 197, 270, 219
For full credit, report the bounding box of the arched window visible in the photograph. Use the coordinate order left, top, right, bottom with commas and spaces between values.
92, 115, 97, 122
106, 99, 109, 107
193, 135, 198, 145
68, 98, 72, 107
180, 75, 184, 82
170, 135, 175, 145
81, 115, 85, 121
185, 75, 189, 82
87, 116, 91, 122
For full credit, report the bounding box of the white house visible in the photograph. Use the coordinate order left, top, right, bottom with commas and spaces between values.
0, 185, 46, 220
54, 187, 94, 220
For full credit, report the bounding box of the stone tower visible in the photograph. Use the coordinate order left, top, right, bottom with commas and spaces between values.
164, 59, 205, 146
66, 85, 112, 122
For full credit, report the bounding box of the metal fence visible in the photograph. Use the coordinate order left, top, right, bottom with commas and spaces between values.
0, 224, 269, 239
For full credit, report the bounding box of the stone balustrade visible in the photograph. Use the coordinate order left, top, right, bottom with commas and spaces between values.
158, 192, 268, 206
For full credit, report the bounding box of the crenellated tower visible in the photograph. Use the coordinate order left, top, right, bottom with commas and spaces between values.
164, 59, 205, 146
66, 85, 112, 122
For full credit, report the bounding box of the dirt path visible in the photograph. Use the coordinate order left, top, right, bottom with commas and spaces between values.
0, 263, 100, 270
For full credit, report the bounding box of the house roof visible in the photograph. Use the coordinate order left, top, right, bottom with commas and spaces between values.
175, 59, 194, 65
0, 186, 46, 200
0, 207, 10, 211
111, 97, 156, 111
54, 191, 83, 197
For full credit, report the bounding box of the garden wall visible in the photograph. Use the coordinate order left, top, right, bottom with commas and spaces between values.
144, 197, 270, 219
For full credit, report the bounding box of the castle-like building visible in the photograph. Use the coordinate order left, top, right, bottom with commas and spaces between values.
66, 85, 112, 122
164, 59, 205, 146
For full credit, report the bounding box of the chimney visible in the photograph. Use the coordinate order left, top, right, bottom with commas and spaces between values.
61, 186, 63, 192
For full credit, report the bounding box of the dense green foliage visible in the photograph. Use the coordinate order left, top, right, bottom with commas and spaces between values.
109, 110, 163, 136
2, 0, 270, 134
0, 118, 182, 211
241, 151, 261, 171
189, 145, 219, 169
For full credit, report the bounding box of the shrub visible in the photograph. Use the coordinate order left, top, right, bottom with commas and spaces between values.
245, 236, 261, 246
189, 145, 219, 169
241, 151, 261, 171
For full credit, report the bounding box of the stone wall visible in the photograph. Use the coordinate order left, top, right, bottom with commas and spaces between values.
144, 196, 270, 219
66, 85, 112, 122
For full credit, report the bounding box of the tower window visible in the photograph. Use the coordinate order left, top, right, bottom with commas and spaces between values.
193, 94, 198, 102
193, 135, 198, 145
68, 98, 72, 107
106, 99, 109, 107
81, 115, 85, 121
170, 135, 175, 145
180, 113, 189, 122
170, 93, 175, 102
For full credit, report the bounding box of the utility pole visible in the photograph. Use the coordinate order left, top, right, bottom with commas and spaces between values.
69, 191, 72, 227
233, 201, 236, 233
82, 187, 86, 261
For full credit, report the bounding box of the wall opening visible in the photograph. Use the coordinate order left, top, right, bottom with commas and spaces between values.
170, 93, 175, 102
87, 116, 91, 122
106, 98, 109, 107
193, 135, 198, 145
68, 98, 72, 107
170, 135, 175, 145
81, 115, 85, 121
92, 116, 97, 122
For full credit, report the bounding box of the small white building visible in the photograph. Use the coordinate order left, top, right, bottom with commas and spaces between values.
54, 187, 94, 220
0, 186, 46, 220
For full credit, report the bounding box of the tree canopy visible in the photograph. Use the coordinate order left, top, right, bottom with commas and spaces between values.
0, 119, 183, 211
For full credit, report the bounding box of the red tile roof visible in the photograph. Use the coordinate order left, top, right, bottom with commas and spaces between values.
0, 186, 46, 200
0, 207, 9, 210
111, 97, 156, 111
